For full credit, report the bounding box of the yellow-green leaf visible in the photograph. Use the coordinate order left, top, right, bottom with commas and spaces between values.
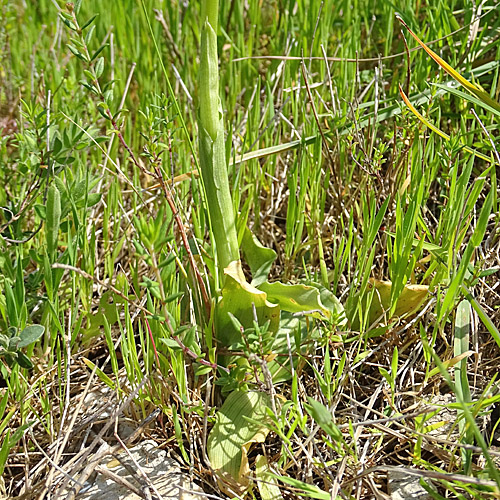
259, 280, 345, 322
207, 391, 271, 496
216, 261, 280, 348
399, 85, 491, 163
428, 350, 474, 378
241, 227, 277, 287
367, 278, 429, 326
255, 455, 283, 500
397, 15, 500, 114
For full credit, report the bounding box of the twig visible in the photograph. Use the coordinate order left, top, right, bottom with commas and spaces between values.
60, 375, 150, 500
40, 363, 100, 497
345, 464, 498, 488
113, 419, 165, 500
151, 158, 211, 317
94, 465, 146, 498
232, 11, 492, 64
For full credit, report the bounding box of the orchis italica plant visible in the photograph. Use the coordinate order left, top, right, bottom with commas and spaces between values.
197, 2, 346, 494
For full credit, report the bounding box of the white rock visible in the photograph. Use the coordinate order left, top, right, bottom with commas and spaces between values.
77, 440, 203, 500
387, 469, 432, 500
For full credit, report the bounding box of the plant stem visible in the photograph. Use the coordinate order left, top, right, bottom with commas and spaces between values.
198, 0, 240, 277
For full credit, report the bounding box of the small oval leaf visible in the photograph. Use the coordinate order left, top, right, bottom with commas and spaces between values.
18, 325, 45, 348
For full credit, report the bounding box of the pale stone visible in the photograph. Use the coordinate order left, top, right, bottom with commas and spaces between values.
387, 469, 432, 500
77, 440, 203, 500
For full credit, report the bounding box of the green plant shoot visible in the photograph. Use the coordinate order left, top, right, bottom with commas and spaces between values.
198, 0, 239, 277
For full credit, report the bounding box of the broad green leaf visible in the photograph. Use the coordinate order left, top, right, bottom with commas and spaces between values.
216, 261, 280, 348
207, 390, 271, 496
259, 281, 345, 324
241, 227, 277, 287
255, 455, 283, 500
46, 184, 61, 258
18, 325, 45, 348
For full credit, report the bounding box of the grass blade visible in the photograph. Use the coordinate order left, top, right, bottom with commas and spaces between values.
397, 15, 500, 114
